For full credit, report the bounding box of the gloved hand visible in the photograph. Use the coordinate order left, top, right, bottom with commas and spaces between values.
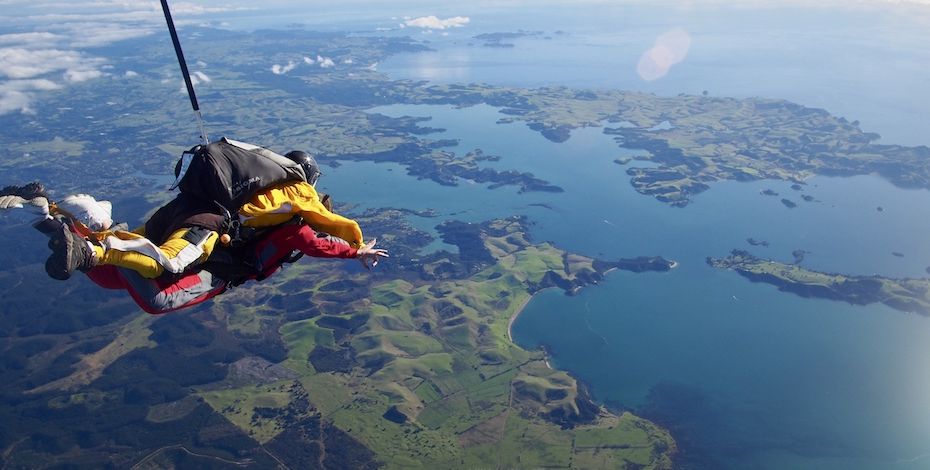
0, 194, 27, 209
0, 194, 49, 215
0, 182, 49, 212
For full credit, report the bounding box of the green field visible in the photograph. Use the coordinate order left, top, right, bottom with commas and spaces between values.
194, 217, 677, 469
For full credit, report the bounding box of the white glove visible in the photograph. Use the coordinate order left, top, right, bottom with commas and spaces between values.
0, 195, 48, 215
0, 195, 26, 209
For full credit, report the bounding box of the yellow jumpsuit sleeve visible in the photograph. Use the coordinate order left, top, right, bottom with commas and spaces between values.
239, 182, 365, 248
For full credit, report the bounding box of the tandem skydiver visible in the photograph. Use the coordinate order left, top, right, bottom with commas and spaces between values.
0, 142, 388, 313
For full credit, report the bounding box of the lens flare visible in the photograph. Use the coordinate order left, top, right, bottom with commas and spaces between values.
637, 28, 692, 81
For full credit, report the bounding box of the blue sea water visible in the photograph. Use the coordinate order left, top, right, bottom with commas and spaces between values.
321, 101, 930, 469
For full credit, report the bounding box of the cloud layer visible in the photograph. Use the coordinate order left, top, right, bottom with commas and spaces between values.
271, 61, 297, 75
402, 15, 470, 30
270, 54, 338, 75
0, 0, 243, 115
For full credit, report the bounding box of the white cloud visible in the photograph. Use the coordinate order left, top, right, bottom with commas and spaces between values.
0, 78, 64, 114
0, 0, 247, 114
0, 47, 105, 80
403, 15, 470, 30
179, 71, 211, 92
0, 89, 36, 114
303, 56, 315, 64
343, 58, 354, 64
170, 2, 251, 15
64, 23, 154, 47
20, 2, 247, 24
64, 68, 104, 82
317, 55, 335, 68
0, 32, 64, 47
271, 60, 297, 75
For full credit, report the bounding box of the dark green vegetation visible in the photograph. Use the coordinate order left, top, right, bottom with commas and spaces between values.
708, 250, 930, 315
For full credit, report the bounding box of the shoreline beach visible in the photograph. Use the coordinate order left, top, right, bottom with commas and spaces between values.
507, 292, 539, 343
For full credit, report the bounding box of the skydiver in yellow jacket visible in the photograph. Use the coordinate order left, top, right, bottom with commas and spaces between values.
43, 150, 382, 281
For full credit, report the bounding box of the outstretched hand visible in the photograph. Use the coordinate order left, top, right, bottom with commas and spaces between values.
357, 238, 389, 270
0, 195, 27, 210
0, 194, 49, 216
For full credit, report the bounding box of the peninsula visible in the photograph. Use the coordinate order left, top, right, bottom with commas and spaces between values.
708, 250, 930, 315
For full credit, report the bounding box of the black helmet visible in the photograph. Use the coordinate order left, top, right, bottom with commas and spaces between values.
285, 150, 322, 186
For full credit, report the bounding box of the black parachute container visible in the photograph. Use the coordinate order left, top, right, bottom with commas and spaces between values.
174, 138, 307, 213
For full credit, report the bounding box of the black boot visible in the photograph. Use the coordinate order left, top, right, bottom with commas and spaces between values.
34, 217, 65, 236
45, 224, 95, 280
0, 181, 47, 199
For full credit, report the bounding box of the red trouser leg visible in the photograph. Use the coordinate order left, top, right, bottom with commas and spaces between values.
85, 265, 226, 315
85, 265, 127, 290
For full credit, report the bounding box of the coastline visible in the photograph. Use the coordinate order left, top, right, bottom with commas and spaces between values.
507, 290, 543, 343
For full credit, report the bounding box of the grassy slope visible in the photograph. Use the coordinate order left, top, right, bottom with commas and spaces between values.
197, 218, 676, 469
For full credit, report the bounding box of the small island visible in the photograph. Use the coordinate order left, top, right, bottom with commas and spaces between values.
473, 30, 544, 48
707, 250, 930, 315
747, 238, 770, 247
